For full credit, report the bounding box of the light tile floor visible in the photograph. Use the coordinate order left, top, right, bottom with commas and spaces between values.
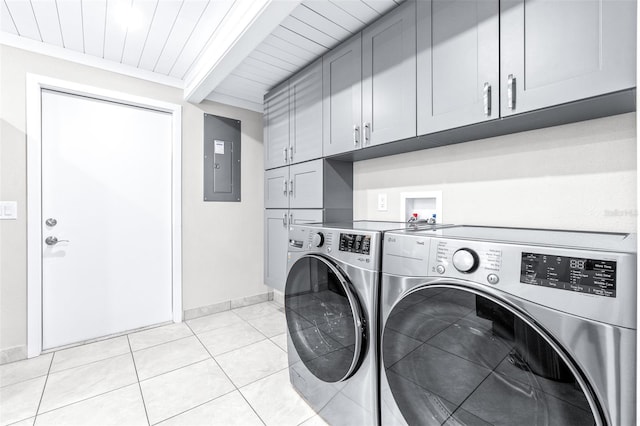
0, 302, 329, 426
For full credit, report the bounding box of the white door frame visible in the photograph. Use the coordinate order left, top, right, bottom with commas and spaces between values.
26, 74, 183, 358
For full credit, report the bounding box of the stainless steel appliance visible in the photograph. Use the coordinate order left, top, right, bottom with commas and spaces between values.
379, 226, 636, 425
285, 221, 450, 425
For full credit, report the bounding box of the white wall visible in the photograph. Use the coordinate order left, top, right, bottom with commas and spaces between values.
0, 45, 266, 359
354, 113, 637, 233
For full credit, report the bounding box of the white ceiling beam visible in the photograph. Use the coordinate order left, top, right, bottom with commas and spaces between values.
184, 0, 302, 104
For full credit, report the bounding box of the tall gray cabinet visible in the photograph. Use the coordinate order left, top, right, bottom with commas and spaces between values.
263, 60, 353, 291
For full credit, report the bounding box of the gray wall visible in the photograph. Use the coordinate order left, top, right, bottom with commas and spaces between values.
354, 113, 637, 233
0, 45, 266, 358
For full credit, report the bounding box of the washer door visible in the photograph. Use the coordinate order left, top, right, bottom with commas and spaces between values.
382, 285, 600, 426
285, 254, 367, 383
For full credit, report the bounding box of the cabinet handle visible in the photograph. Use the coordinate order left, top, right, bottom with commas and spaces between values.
289, 179, 294, 195
289, 147, 293, 161
283, 213, 287, 226
483, 83, 491, 116
364, 123, 370, 145
353, 125, 360, 146
507, 74, 516, 110
283, 180, 287, 195
283, 147, 288, 163
289, 213, 293, 225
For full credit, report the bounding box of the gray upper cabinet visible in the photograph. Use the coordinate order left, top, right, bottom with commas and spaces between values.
362, 1, 417, 146
323, 34, 362, 156
417, 0, 499, 134
289, 59, 323, 164
264, 82, 289, 170
500, 0, 636, 117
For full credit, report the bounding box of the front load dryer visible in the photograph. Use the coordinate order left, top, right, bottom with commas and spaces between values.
285, 221, 450, 425
379, 226, 636, 426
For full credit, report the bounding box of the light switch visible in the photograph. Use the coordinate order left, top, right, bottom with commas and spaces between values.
0, 201, 17, 220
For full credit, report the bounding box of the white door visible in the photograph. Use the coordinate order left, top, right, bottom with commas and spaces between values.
41, 90, 173, 350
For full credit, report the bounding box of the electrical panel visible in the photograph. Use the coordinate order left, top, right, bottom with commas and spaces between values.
203, 114, 241, 202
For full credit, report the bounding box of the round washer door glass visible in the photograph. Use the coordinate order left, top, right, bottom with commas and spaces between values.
382, 286, 598, 425
285, 255, 366, 383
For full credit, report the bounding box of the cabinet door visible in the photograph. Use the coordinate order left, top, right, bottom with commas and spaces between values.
289, 159, 323, 209
323, 35, 362, 156
264, 209, 289, 290
417, 0, 499, 134
264, 167, 289, 209
363, 1, 417, 146
500, 0, 636, 117
290, 59, 323, 164
264, 83, 289, 170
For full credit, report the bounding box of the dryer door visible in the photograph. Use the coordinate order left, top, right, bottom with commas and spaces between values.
381, 285, 601, 425
285, 254, 366, 383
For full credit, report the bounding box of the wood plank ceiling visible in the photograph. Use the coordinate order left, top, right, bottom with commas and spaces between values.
1, 0, 401, 112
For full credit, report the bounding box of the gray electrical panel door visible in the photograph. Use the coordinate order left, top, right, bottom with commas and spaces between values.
362, 1, 417, 146
204, 114, 241, 202
500, 0, 636, 117
417, 0, 499, 135
323, 34, 362, 156
289, 59, 323, 164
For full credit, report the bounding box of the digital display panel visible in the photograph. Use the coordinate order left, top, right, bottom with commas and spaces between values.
339, 233, 371, 255
520, 252, 616, 297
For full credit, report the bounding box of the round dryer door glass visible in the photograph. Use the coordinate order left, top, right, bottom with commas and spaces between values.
381, 286, 598, 425
285, 255, 366, 383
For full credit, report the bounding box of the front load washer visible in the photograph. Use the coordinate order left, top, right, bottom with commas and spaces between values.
285, 221, 450, 425
379, 226, 636, 426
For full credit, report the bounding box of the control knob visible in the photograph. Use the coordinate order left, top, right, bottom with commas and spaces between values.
311, 232, 324, 248
452, 248, 479, 273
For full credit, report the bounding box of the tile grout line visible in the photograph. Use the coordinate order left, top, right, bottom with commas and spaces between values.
132, 334, 196, 355
126, 335, 152, 426
185, 321, 268, 426
34, 383, 138, 417
148, 389, 239, 425
32, 351, 55, 423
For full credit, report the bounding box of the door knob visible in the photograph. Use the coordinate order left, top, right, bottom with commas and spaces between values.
45, 218, 57, 227
45, 236, 69, 246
